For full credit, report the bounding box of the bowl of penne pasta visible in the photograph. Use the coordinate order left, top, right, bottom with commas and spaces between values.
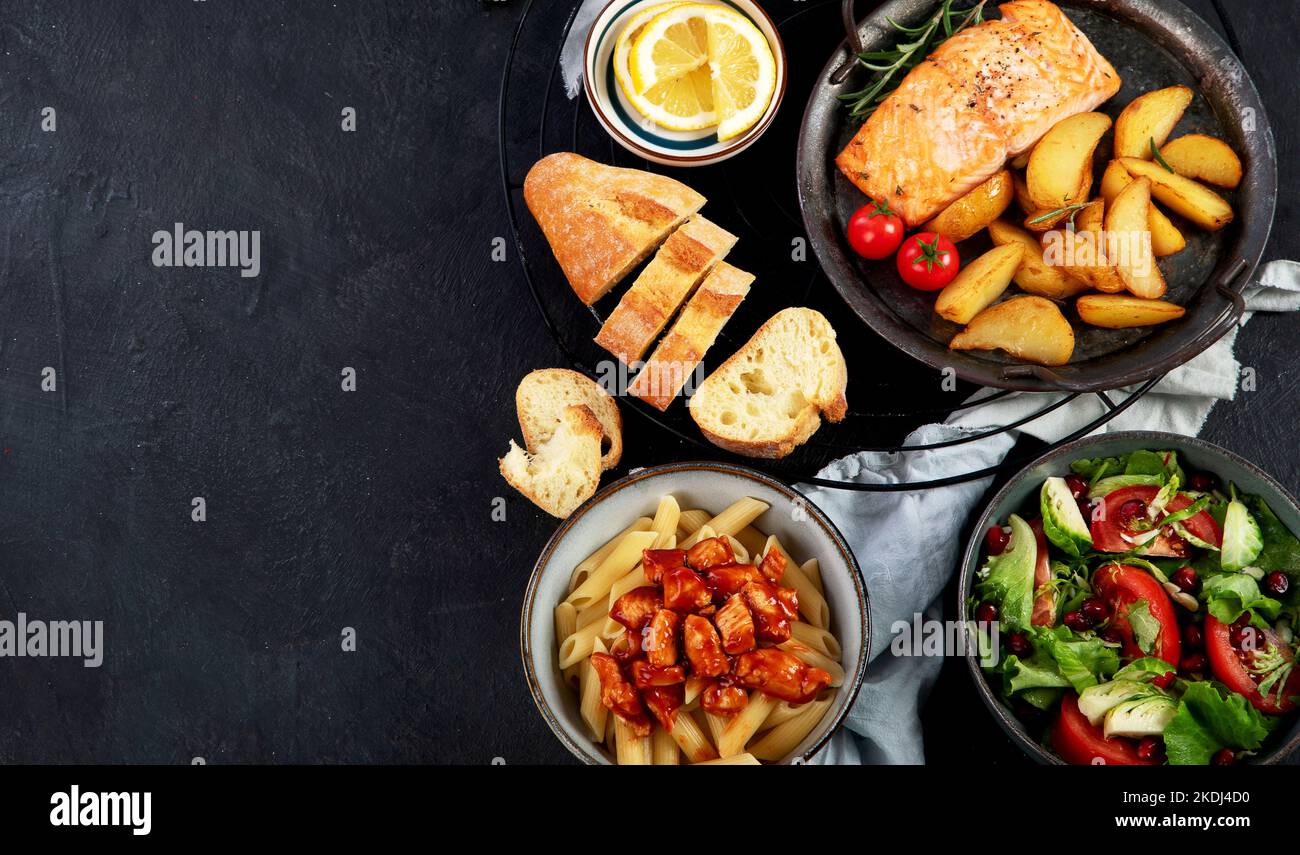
521, 460, 869, 765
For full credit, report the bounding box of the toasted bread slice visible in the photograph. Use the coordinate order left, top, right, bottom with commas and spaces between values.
594, 215, 737, 363
688, 308, 847, 459
499, 404, 603, 518
628, 263, 754, 411
524, 153, 706, 305
516, 368, 622, 470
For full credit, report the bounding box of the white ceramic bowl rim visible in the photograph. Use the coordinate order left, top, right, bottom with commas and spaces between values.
519, 459, 871, 764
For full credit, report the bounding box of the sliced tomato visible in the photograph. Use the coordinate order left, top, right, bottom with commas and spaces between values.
1205, 615, 1300, 715
1093, 564, 1182, 666
1052, 694, 1157, 766
1029, 520, 1055, 627
1090, 486, 1222, 555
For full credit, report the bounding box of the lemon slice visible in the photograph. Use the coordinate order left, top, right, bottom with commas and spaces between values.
614, 2, 711, 130
626, 4, 718, 131
703, 8, 776, 141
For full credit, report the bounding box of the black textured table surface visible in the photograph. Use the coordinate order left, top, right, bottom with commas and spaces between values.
0, 0, 1295, 764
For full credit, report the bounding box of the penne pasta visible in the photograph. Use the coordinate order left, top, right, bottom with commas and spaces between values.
791, 621, 841, 659
559, 494, 839, 765
570, 517, 653, 593
717, 693, 778, 758
648, 495, 681, 548
652, 727, 681, 765
671, 713, 719, 763
800, 557, 823, 594
601, 534, 675, 638
554, 601, 578, 643
558, 620, 604, 669
748, 698, 831, 761
676, 508, 711, 539
692, 753, 762, 765
615, 718, 652, 765
567, 530, 658, 610
768, 536, 829, 628
679, 498, 769, 548
779, 639, 846, 688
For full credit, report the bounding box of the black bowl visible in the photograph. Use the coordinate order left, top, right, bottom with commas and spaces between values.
957, 431, 1300, 764
798, 0, 1277, 392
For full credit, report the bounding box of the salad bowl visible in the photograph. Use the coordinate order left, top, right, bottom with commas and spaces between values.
958, 432, 1300, 765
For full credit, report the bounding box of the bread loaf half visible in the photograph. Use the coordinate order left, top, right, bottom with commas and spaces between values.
516, 368, 622, 470
499, 404, 603, 518
524, 153, 706, 305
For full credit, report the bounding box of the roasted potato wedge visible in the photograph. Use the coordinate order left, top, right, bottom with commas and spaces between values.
1012, 172, 1036, 215
1076, 294, 1186, 328
1100, 160, 1186, 256
1113, 85, 1193, 159
923, 170, 1014, 242
1119, 157, 1234, 231
949, 296, 1075, 366
1105, 177, 1166, 299
987, 219, 1088, 299
1009, 148, 1033, 171
1042, 200, 1126, 293
1158, 133, 1243, 189
935, 243, 1024, 324
1027, 112, 1112, 212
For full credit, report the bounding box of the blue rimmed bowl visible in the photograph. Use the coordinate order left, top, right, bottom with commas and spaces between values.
582, 0, 788, 166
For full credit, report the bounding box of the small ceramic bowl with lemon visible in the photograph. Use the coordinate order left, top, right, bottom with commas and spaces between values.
584, 0, 786, 166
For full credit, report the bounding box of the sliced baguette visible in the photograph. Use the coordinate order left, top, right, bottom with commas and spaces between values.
628, 263, 754, 411
688, 308, 847, 459
499, 404, 603, 519
516, 368, 622, 470
524, 153, 706, 305
594, 215, 738, 364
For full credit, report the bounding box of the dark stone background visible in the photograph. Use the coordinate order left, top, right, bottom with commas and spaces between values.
0, 0, 1293, 763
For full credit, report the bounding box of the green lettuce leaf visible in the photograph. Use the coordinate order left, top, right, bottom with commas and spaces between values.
1201, 573, 1282, 624
1245, 495, 1300, 593
1126, 599, 1162, 656
1164, 682, 1274, 765
1072, 450, 1181, 485
1114, 657, 1177, 682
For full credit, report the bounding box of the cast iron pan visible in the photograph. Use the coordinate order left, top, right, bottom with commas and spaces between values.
797, 0, 1277, 392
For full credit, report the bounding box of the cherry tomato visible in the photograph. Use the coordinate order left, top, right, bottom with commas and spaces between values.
1053, 694, 1157, 766
896, 232, 958, 290
1093, 564, 1182, 667
1205, 615, 1300, 715
1090, 486, 1222, 556
846, 199, 905, 260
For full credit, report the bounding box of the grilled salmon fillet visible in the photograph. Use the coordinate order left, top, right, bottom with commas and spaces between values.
836, 0, 1120, 226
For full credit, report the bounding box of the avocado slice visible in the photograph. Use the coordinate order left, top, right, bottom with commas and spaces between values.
1103, 694, 1177, 739
976, 514, 1038, 631
1041, 477, 1093, 557
1077, 679, 1150, 726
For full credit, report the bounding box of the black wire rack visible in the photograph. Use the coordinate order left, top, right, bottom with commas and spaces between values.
497, 0, 1160, 491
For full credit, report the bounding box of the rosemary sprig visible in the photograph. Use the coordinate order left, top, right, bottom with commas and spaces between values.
1150, 137, 1175, 172
839, 0, 987, 119
1027, 202, 1090, 226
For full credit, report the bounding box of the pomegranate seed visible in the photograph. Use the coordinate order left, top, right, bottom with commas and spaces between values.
974, 602, 998, 625
1137, 736, 1165, 762
985, 525, 1009, 556
1082, 598, 1109, 623
1264, 572, 1290, 598
1064, 610, 1091, 632
1101, 627, 1124, 645
1188, 472, 1218, 493
1182, 623, 1203, 648
1152, 671, 1177, 690
1181, 652, 1206, 673
1118, 499, 1146, 529
1231, 625, 1261, 652
1211, 748, 1236, 766
1233, 612, 1253, 629
1007, 632, 1032, 657
1171, 566, 1200, 594
1077, 498, 1093, 521
1064, 474, 1089, 499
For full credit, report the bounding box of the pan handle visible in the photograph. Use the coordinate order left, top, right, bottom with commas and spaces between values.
830, 0, 867, 85
998, 257, 1252, 391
